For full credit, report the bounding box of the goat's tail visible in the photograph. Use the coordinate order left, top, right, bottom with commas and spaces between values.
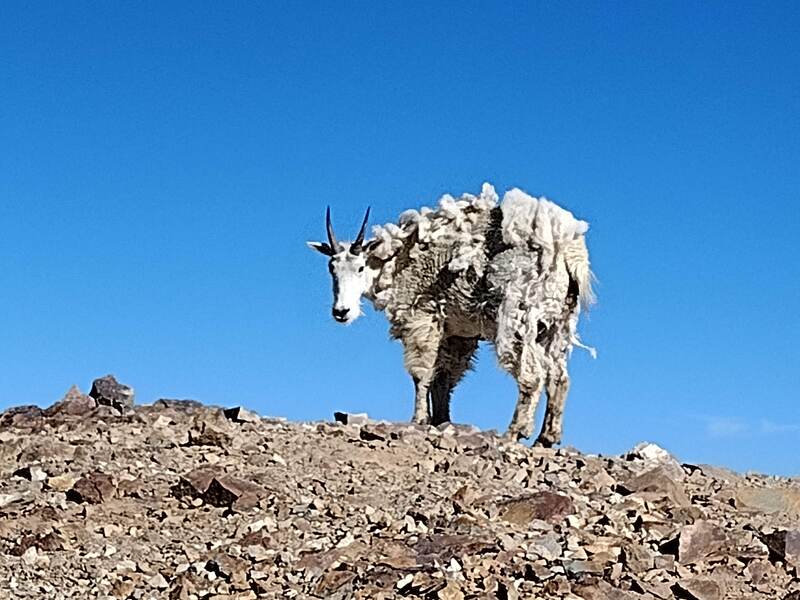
564, 236, 596, 312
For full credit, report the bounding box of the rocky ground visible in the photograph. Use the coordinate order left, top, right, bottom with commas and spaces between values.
0, 376, 799, 599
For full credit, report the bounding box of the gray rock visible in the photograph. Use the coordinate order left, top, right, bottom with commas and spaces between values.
620, 465, 690, 506
89, 375, 135, 412
735, 487, 800, 516
13, 465, 48, 482
44, 385, 96, 417
677, 520, 730, 564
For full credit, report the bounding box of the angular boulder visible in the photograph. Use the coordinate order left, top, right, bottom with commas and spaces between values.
89, 375, 135, 413
44, 386, 96, 417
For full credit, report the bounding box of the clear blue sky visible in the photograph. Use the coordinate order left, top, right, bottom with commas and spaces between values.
2, 3, 798, 475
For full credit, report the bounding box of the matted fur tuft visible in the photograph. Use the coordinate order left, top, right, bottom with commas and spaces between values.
316, 182, 596, 443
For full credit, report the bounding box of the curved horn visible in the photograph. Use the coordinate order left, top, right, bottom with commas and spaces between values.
326, 206, 341, 253
350, 207, 371, 254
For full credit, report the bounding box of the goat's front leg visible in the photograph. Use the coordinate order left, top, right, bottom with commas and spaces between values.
506, 346, 546, 440
507, 377, 545, 440
429, 336, 479, 426
401, 315, 443, 425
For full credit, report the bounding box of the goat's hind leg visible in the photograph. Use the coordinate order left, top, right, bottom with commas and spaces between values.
536, 366, 569, 448
429, 336, 479, 426
399, 316, 444, 425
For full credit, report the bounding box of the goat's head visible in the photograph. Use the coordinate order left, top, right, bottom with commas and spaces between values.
307, 207, 373, 324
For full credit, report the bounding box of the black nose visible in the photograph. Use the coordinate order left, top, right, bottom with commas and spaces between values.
332, 307, 350, 321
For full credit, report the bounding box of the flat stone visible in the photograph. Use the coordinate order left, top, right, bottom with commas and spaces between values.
498, 491, 575, 525
528, 533, 563, 561
153, 398, 204, 410
204, 475, 265, 510
620, 465, 690, 506
678, 520, 730, 564
673, 577, 724, 600
735, 487, 800, 516
148, 573, 169, 589
414, 533, 497, 567
563, 559, 605, 575
48, 473, 79, 492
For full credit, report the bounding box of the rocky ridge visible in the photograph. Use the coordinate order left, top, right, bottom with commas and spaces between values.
1, 376, 799, 599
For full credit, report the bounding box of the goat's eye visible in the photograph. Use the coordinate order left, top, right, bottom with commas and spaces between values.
358, 266, 365, 273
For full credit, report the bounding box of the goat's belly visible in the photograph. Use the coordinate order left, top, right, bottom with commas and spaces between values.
443, 312, 482, 338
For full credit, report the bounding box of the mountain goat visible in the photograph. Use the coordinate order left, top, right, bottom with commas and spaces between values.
307, 183, 595, 446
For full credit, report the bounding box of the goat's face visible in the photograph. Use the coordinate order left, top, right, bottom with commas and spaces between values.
308, 207, 372, 325
326, 247, 369, 323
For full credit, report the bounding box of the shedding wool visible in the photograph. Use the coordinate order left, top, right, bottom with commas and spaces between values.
311, 182, 596, 444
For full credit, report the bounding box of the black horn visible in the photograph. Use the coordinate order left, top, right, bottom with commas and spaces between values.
326, 206, 341, 253
350, 207, 371, 254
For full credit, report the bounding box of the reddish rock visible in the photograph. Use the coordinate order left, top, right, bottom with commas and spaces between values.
117, 477, 145, 498
414, 534, 497, 567
66, 472, 116, 504
173, 466, 219, 498
498, 491, 575, 525
204, 475, 264, 510
11, 531, 64, 556
173, 467, 264, 510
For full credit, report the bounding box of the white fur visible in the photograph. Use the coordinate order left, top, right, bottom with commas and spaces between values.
310, 182, 596, 443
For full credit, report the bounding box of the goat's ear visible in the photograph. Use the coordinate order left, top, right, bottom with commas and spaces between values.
306, 241, 333, 256
362, 238, 380, 253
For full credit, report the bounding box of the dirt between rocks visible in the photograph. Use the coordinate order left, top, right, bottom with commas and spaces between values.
0, 380, 799, 599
